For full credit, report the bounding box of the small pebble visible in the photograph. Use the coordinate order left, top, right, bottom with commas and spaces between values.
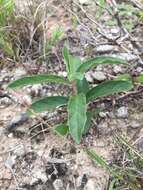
92, 71, 106, 81
96, 45, 116, 53
116, 106, 128, 118
8, 133, 13, 138
84, 179, 101, 190
99, 112, 108, 118
78, 0, 92, 5
115, 53, 138, 62
5, 156, 16, 168
14, 67, 27, 79
85, 72, 93, 82
13, 144, 26, 157
7, 113, 29, 132
113, 65, 123, 74
53, 179, 63, 190
136, 67, 142, 73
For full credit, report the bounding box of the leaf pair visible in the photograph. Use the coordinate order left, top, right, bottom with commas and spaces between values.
7, 77, 133, 144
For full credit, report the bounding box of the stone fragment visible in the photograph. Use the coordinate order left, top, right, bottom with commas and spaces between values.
78, 0, 92, 5
53, 179, 64, 190
92, 71, 106, 81
7, 113, 29, 132
116, 106, 128, 118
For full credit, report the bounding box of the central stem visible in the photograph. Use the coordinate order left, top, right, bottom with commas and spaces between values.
72, 80, 78, 95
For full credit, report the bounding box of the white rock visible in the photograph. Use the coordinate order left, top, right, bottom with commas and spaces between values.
116, 106, 128, 118
99, 112, 108, 118
8, 133, 13, 138
14, 67, 27, 79
59, 71, 67, 77
115, 53, 138, 62
96, 45, 116, 53
92, 71, 106, 81
85, 72, 93, 82
0, 97, 12, 106
30, 170, 47, 185
84, 179, 101, 190
78, 0, 92, 5
136, 67, 142, 73
5, 156, 16, 168
13, 144, 26, 157
113, 65, 123, 74
53, 179, 63, 190
96, 65, 103, 71
110, 28, 120, 35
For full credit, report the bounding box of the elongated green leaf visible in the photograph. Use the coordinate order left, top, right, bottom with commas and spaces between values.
76, 77, 90, 94
86, 149, 110, 170
77, 56, 126, 73
87, 149, 122, 179
28, 96, 68, 114
62, 47, 70, 73
99, 0, 105, 16
62, 47, 83, 81
54, 123, 69, 136
70, 56, 82, 74
8, 74, 70, 89
87, 80, 133, 102
83, 112, 93, 135
108, 179, 118, 190
83, 109, 100, 134
68, 93, 87, 144
68, 72, 83, 81
115, 74, 132, 81
134, 74, 143, 83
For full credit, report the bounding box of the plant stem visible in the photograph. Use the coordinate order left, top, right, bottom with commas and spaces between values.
72, 80, 78, 95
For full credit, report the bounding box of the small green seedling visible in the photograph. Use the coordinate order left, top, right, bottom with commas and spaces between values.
0, 0, 15, 57
87, 133, 143, 189
8, 47, 133, 143
45, 26, 64, 52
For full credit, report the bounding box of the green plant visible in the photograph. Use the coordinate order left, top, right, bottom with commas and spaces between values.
45, 26, 64, 52
0, 0, 15, 57
98, 0, 105, 16
137, 11, 143, 21
7, 47, 133, 143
